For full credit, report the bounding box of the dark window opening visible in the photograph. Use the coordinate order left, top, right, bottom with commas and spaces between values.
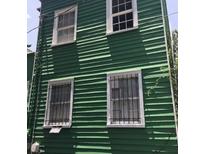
109, 74, 141, 124
45, 82, 72, 127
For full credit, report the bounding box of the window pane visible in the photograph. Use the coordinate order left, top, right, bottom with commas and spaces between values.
112, 6, 118, 14
68, 11, 75, 26
112, 99, 140, 123
120, 22, 126, 30
58, 11, 75, 28
126, 12, 133, 20
119, 0, 125, 4
63, 13, 69, 27
113, 16, 119, 24
57, 27, 74, 43
113, 24, 119, 31
119, 4, 126, 12
48, 83, 71, 125
113, 100, 121, 122
126, 2, 132, 10
67, 27, 74, 41
109, 73, 141, 124
58, 15, 64, 28
49, 103, 70, 124
127, 20, 133, 28
51, 84, 70, 103
119, 14, 126, 22
57, 29, 69, 43
112, 0, 118, 6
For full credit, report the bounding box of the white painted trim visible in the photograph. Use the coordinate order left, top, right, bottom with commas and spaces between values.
138, 70, 145, 127
132, 0, 138, 27
107, 74, 111, 126
51, 40, 76, 47
49, 76, 74, 82
106, 70, 145, 128
106, 0, 112, 34
74, 5, 78, 42
112, 9, 133, 17
107, 123, 145, 128
51, 5, 77, 46
43, 78, 74, 128
106, 26, 138, 36
106, 0, 139, 34
58, 25, 75, 31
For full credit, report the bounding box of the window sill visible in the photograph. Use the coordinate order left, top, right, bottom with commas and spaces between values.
106, 26, 138, 36
107, 123, 145, 128
51, 40, 76, 47
43, 124, 71, 129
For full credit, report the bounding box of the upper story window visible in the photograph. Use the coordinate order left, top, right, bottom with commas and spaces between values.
44, 78, 74, 128
107, 70, 145, 128
106, 0, 138, 34
52, 5, 77, 46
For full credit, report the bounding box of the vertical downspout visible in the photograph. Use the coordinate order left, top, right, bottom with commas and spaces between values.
160, 0, 178, 137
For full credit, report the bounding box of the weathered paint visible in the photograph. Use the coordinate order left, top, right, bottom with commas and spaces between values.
28, 0, 178, 153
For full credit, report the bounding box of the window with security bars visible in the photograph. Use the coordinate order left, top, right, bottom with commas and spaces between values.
44, 79, 74, 128
107, 71, 145, 127
106, 0, 138, 34
52, 5, 77, 46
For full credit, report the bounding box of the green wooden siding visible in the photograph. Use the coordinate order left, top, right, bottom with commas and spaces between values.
28, 0, 177, 153
27, 52, 35, 81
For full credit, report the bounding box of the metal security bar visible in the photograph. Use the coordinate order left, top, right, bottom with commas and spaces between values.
44, 83, 71, 127
110, 73, 141, 124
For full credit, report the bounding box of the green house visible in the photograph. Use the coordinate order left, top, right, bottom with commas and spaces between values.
28, 0, 178, 153
27, 49, 35, 105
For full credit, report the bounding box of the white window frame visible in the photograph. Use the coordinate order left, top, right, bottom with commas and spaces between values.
107, 70, 145, 128
106, 0, 138, 35
43, 78, 74, 128
51, 5, 78, 46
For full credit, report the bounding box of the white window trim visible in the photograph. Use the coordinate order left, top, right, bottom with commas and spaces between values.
51, 5, 78, 47
43, 78, 74, 128
106, 0, 138, 35
107, 70, 145, 128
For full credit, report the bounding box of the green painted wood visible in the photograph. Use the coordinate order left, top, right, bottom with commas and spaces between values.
27, 52, 35, 81
29, 0, 177, 153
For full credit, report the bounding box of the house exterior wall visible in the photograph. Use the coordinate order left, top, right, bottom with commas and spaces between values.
27, 51, 35, 108
28, 0, 178, 153
27, 52, 35, 82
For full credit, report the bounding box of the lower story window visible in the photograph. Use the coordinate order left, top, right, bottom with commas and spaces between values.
44, 78, 74, 128
107, 70, 145, 127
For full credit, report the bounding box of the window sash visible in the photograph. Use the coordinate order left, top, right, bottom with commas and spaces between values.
110, 75, 139, 123
111, 9, 133, 31
57, 27, 74, 43
56, 11, 75, 43
106, 0, 138, 34
112, 0, 133, 14
58, 11, 75, 28
107, 70, 145, 127
112, 7, 133, 17
44, 79, 74, 128
52, 5, 77, 46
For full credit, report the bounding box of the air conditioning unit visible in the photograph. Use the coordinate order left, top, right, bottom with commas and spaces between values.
31, 142, 39, 153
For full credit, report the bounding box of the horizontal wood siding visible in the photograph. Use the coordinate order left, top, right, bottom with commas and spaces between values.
29, 0, 177, 153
